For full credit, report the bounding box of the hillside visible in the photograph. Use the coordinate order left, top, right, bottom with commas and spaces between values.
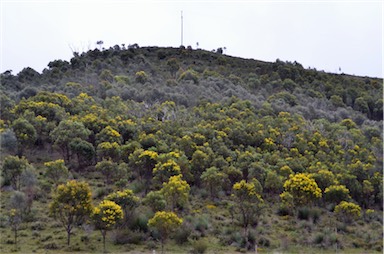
0, 45, 383, 253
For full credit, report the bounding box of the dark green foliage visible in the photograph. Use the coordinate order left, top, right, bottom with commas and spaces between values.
166, 58, 180, 77
129, 212, 150, 233
9, 191, 28, 219
192, 215, 209, 235
95, 159, 121, 185
12, 118, 37, 156
277, 204, 292, 216
18, 87, 37, 100
330, 95, 345, 107
17, 67, 40, 82
174, 223, 192, 245
0, 129, 17, 153
191, 238, 209, 253
297, 207, 311, 220
135, 71, 148, 84
258, 235, 271, 247
179, 69, 199, 84
69, 138, 95, 168
267, 91, 298, 106
1, 155, 29, 190
143, 191, 166, 212
50, 120, 91, 163
113, 229, 145, 245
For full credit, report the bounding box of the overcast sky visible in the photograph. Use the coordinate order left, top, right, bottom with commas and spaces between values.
1, 0, 382, 78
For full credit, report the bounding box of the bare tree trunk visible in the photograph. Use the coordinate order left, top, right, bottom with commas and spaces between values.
67, 231, 70, 246
14, 226, 18, 250
102, 230, 106, 253
66, 226, 71, 246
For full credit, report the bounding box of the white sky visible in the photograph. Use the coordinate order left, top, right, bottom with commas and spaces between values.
1, 0, 383, 78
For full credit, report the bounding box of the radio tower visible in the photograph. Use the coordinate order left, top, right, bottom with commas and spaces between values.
181, 11, 184, 46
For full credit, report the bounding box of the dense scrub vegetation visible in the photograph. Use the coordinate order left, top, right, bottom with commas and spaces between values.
0, 45, 382, 253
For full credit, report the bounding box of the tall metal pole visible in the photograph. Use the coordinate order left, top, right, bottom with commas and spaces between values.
181, 11, 183, 46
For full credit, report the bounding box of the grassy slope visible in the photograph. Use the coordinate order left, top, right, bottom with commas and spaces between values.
1, 152, 382, 253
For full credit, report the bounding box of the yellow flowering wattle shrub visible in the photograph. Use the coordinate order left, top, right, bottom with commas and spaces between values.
96, 125, 122, 144
44, 159, 69, 185
105, 189, 139, 216
334, 201, 361, 222
232, 180, 264, 232
283, 173, 322, 206
161, 174, 190, 210
92, 199, 123, 252
92, 200, 123, 229
153, 159, 181, 184
324, 184, 350, 204
49, 180, 93, 245
147, 211, 182, 239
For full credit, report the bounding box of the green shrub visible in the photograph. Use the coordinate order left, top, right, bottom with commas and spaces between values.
44, 242, 59, 250
202, 69, 222, 79
352, 239, 364, 248
217, 56, 227, 65
298, 207, 310, 220
135, 71, 148, 84
157, 50, 167, 60
193, 215, 209, 234
247, 229, 256, 248
166, 58, 180, 77
179, 70, 199, 84
174, 223, 192, 245
282, 78, 297, 92
99, 69, 114, 82
32, 231, 41, 238
258, 236, 271, 247
310, 208, 321, 224
230, 232, 243, 246
364, 209, 377, 222
248, 77, 260, 90
115, 178, 128, 189
129, 212, 150, 232
267, 91, 298, 106
114, 75, 130, 85
79, 236, 90, 246
277, 203, 293, 216
30, 221, 46, 231
113, 229, 130, 245
330, 95, 345, 107
0, 214, 8, 228
143, 191, 166, 212
228, 74, 244, 85
145, 240, 157, 250
166, 79, 178, 86
113, 229, 144, 245
0, 129, 17, 154
328, 233, 340, 248
191, 238, 208, 254
313, 233, 324, 245
130, 181, 146, 193
374, 242, 383, 252
95, 187, 109, 199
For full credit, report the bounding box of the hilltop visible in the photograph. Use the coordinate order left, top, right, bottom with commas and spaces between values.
0, 46, 383, 253
1, 45, 382, 121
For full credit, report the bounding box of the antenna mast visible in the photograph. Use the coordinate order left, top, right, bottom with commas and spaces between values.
181, 11, 183, 46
